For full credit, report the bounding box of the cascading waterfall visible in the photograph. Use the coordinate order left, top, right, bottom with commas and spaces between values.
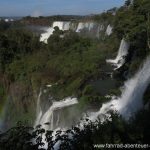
34, 87, 78, 149
76, 22, 96, 32
35, 94, 78, 130
34, 89, 42, 126
89, 22, 94, 31
76, 22, 85, 32
96, 25, 103, 38
106, 38, 130, 69
52, 21, 64, 30
27, 55, 150, 148
40, 21, 110, 43
40, 98, 78, 130
105, 24, 113, 36
40, 21, 70, 43
52, 21, 70, 30
40, 27, 54, 43
89, 56, 150, 121
63, 22, 71, 30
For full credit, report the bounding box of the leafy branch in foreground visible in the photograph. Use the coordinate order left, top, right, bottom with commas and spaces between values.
0, 110, 150, 150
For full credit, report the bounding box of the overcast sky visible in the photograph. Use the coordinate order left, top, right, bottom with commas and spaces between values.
0, 0, 125, 17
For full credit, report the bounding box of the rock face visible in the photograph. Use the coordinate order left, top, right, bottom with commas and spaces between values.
40, 21, 112, 43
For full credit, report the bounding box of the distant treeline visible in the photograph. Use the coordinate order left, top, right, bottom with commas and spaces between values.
22, 15, 85, 26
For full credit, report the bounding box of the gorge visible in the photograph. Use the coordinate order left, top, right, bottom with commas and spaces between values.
0, 0, 150, 149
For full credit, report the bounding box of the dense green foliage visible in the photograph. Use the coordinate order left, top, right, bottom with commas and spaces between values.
113, 0, 150, 74
1, 27, 118, 98
0, 22, 119, 128
0, 29, 40, 72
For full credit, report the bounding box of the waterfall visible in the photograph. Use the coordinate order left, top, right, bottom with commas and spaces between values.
52, 21, 64, 30
40, 21, 70, 43
40, 21, 110, 43
63, 22, 71, 30
76, 22, 85, 32
52, 21, 70, 31
106, 38, 130, 69
35, 96, 78, 130
89, 56, 150, 121
105, 24, 113, 36
96, 24, 105, 38
76, 22, 96, 32
34, 89, 42, 126
40, 27, 54, 43
34, 88, 78, 149
40, 21, 112, 44
89, 22, 94, 31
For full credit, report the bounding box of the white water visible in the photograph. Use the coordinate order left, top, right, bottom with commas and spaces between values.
40, 21, 111, 43
105, 24, 113, 36
40, 27, 54, 43
89, 22, 95, 31
52, 21, 70, 31
35, 96, 78, 130
34, 89, 42, 126
76, 22, 96, 32
34, 93, 78, 149
40, 21, 70, 43
52, 21, 64, 30
33, 49, 150, 149
106, 38, 130, 69
89, 56, 150, 121
76, 22, 85, 32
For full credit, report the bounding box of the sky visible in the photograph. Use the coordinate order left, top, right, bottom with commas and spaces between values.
0, 0, 125, 17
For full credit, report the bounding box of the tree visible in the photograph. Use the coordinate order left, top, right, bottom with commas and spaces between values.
125, 0, 131, 7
